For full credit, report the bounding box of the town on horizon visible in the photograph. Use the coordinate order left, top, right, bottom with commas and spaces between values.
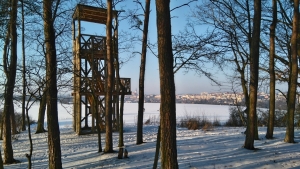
49, 91, 287, 110
126, 91, 286, 105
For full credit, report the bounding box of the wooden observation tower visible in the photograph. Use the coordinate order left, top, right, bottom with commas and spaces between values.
72, 4, 131, 134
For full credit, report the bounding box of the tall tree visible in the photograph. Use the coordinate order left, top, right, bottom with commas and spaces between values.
0, 26, 9, 142
193, 0, 253, 134
284, 0, 298, 143
136, 0, 151, 145
21, 0, 27, 132
244, 0, 261, 150
156, 0, 178, 168
2, 0, 18, 164
266, 0, 277, 139
24, 0, 73, 134
105, 0, 114, 153
43, 0, 62, 167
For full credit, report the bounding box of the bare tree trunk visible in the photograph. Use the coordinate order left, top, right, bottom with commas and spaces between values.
245, 0, 259, 140
10, 102, 17, 135
284, 0, 298, 143
153, 126, 161, 169
36, 91, 47, 133
21, 0, 26, 132
119, 89, 125, 147
137, 0, 151, 145
155, 0, 178, 168
112, 14, 124, 148
244, 0, 261, 150
43, 0, 62, 167
0, 22, 10, 142
94, 98, 102, 152
2, 0, 18, 163
113, 12, 120, 132
25, 107, 33, 169
246, 0, 259, 141
266, 0, 277, 139
105, 0, 114, 153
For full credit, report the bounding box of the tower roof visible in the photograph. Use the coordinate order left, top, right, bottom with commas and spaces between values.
73, 4, 118, 24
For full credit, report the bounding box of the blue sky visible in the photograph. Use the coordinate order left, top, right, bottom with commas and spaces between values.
0, 0, 224, 96
0, 0, 288, 95
79, 0, 225, 95
116, 0, 226, 94
114, 0, 288, 95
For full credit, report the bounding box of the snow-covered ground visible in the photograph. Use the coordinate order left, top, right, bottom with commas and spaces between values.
3, 103, 300, 168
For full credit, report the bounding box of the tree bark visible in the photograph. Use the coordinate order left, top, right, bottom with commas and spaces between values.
43, 0, 62, 167
2, 0, 18, 163
113, 12, 120, 136
266, 0, 277, 139
244, 0, 261, 150
119, 89, 125, 147
21, 0, 26, 132
92, 95, 102, 152
153, 126, 161, 169
137, 0, 151, 145
284, 0, 298, 143
105, 0, 114, 153
246, 0, 259, 141
0, 19, 10, 142
10, 102, 17, 135
36, 91, 47, 133
25, 107, 33, 169
155, 0, 178, 168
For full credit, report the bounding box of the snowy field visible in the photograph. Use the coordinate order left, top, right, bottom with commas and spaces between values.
3, 103, 300, 168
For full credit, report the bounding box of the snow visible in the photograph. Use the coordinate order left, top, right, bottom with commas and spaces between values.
3, 103, 300, 168
22, 102, 231, 124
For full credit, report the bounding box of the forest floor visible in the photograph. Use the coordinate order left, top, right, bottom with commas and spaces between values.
4, 123, 300, 169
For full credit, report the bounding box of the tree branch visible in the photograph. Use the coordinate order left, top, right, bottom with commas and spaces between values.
171, 0, 197, 12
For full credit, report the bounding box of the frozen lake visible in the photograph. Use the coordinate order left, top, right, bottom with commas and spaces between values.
15, 102, 232, 125
124, 103, 231, 124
